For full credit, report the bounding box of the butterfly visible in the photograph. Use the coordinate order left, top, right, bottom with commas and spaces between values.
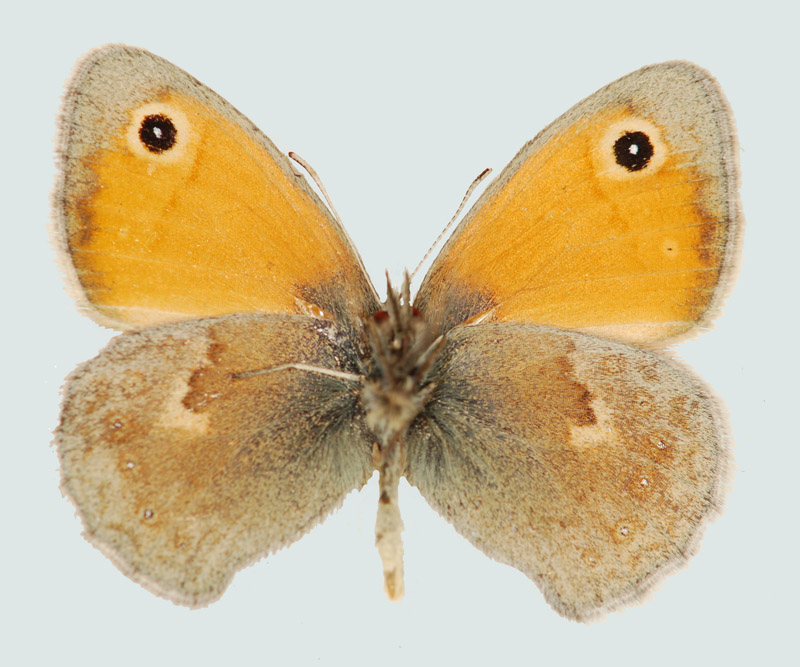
53, 45, 740, 621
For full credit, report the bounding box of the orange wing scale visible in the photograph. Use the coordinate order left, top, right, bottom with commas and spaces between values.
58, 51, 377, 330
416, 65, 738, 347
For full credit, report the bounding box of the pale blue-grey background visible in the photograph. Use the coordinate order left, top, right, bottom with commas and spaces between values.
3, 2, 796, 665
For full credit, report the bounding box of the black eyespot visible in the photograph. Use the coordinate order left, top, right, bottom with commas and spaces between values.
139, 114, 177, 153
613, 131, 654, 172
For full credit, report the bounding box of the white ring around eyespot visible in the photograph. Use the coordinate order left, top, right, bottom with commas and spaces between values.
125, 102, 193, 164
595, 117, 667, 180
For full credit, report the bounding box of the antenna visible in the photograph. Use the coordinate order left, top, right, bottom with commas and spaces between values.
409, 167, 492, 282
289, 151, 343, 224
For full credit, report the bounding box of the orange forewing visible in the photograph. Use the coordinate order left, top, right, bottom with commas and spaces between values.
56, 48, 378, 330
415, 63, 739, 346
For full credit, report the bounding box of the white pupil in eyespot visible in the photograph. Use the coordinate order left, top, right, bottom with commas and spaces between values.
629, 144, 639, 155
153, 127, 163, 139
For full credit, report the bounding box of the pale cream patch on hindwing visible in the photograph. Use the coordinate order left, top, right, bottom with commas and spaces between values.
157, 375, 210, 433
568, 392, 615, 448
